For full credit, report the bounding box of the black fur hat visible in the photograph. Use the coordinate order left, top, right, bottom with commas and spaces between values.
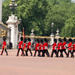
59, 38, 62, 42
54, 39, 57, 43
40, 39, 43, 43
73, 39, 75, 42
44, 38, 48, 42
28, 38, 31, 41
3, 36, 6, 41
63, 37, 67, 41
20, 37, 23, 41
24, 39, 26, 43
69, 38, 72, 42
36, 39, 39, 43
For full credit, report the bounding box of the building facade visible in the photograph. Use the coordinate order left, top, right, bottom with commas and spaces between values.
0, 22, 9, 48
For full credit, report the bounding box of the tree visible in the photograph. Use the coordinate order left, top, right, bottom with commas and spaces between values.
2, 0, 11, 24
16, 0, 49, 35
61, 15, 75, 37
2, 0, 75, 36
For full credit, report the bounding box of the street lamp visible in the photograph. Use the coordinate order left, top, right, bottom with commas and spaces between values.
51, 22, 54, 35
50, 22, 54, 45
19, 18, 22, 24
9, 0, 17, 14
56, 29, 59, 36
30, 29, 35, 45
18, 18, 22, 31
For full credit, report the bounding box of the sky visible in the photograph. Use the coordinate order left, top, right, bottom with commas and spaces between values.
72, 0, 75, 2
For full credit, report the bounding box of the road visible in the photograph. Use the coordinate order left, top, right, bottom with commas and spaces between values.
0, 49, 75, 75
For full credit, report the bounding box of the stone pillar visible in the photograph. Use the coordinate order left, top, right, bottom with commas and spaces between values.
50, 33, 54, 45
55, 29, 60, 39
55, 29, 60, 43
0, 0, 2, 22
18, 32, 22, 42
30, 29, 35, 44
6, 14, 19, 48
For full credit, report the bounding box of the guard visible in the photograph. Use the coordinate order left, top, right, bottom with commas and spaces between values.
26, 38, 32, 56
34, 39, 40, 56
16, 37, 24, 56
51, 39, 58, 57
62, 37, 68, 57
1, 36, 8, 56
67, 38, 73, 57
22, 39, 27, 56
57, 38, 63, 57
42, 39, 50, 57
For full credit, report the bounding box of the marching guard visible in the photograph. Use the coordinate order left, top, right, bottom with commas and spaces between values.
51, 39, 58, 57
1, 36, 8, 56
67, 38, 73, 57
62, 37, 68, 57
57, 38, 63, 57
22, 39, 27, 56
42, 39, 50, 57
26, 38, 32, 56
16, 37, 24, 56
34, 39, 40, 56
39, 39, 44, 57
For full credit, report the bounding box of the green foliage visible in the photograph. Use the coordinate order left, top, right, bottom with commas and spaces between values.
2, 0, 75, 37
61, 15, 75, 37
2, 0, 11, 23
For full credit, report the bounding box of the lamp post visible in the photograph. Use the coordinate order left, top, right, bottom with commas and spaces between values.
7, 0, 19, 48
18, 18, 22, 41
18, 18, 22, 31
9, 0, 17, 14
51, 22, 54, 35
55, 28, 60, 43
56, 29, 59, 36
50, 22, 54, 45
30, 29, 35, 44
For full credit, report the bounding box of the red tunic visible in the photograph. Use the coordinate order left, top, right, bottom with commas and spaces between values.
52, 42, 57, 50
23, 43, 26, 50
43, 42, 48, 50
57, 42, 62, 50
27, 42, 31, 49
2, 41, 6, 49
35, 43, 39, 50
39, 43, 43, 50
68, 42, 72, 50
73, 44, 75, 50
18, 41, 23, 49
62, 42, 66, 49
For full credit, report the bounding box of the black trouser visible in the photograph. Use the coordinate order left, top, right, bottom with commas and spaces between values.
26, 48, 32, 56
72, 50, 75, 57
21, 50, 26, 56
39, 50, 43, 57
58, 50, 63, 57
1, 48, 8, 55
42, 49, 50, 57
67, 50, 73, 57
62, 49, 68, 57
34, 50, 39, 56
51, 50, 58, 57
17, 48, 24, 56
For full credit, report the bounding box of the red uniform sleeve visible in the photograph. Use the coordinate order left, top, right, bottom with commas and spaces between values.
35, 43, 39, 50
68, 42, 72, 50
73, 44, 75, 50
52, 43, 57, 50
27, 42, 31, 49
18, 41, 23, 49
2, 41, 6, 48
